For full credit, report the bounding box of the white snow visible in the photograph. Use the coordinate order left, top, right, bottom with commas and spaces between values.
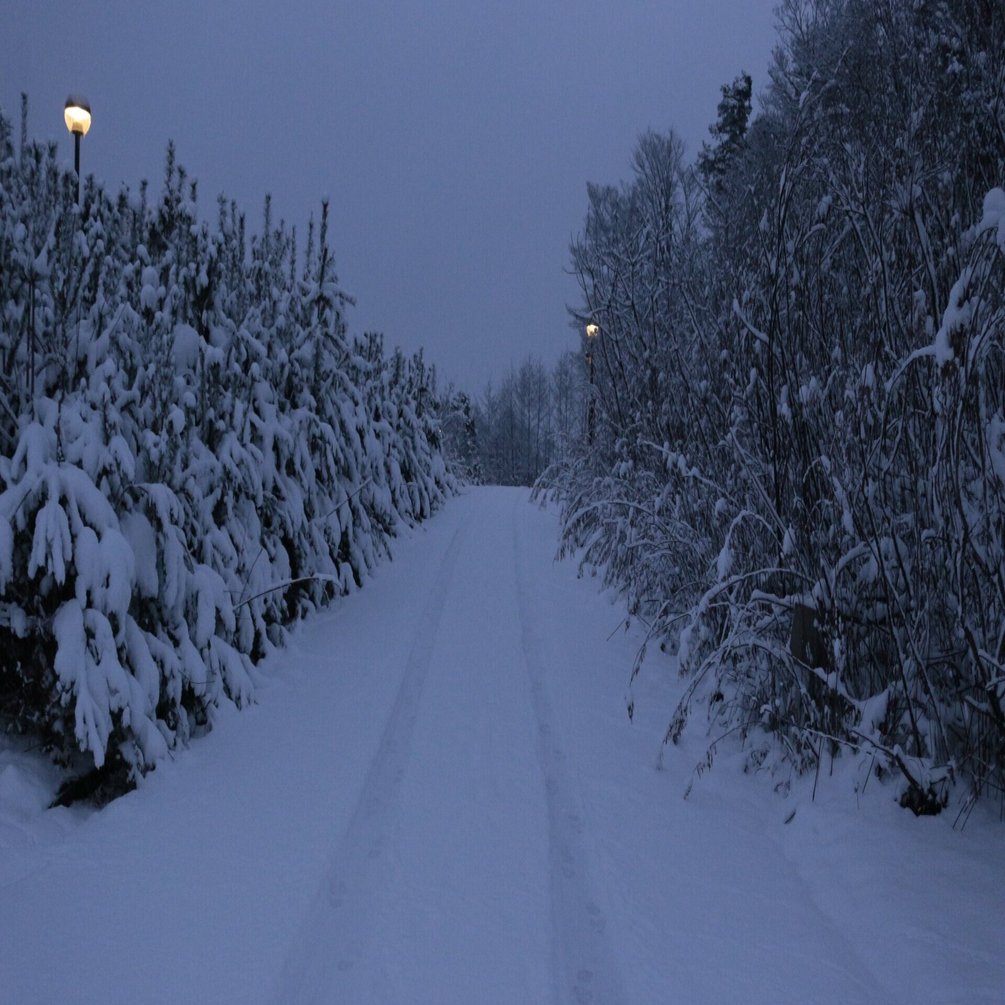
0, 487, 1002, 1003
980, 187, 1005, 250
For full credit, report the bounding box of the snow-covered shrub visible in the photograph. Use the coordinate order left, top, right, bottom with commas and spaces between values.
543, 0, 1005, 812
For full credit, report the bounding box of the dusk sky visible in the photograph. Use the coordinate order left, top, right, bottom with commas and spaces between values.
3, 1, 778, 393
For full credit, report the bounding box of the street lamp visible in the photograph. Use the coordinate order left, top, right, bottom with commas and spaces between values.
585, 323, 599, 444
64, 95, 92, 203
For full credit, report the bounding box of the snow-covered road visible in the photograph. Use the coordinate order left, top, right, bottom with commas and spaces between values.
2, 488, 1003, 1003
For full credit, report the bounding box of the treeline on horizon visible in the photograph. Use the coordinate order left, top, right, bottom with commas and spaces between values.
448, 352, 587, 488
538, 0, 1005, 816
0, 104, 454, 798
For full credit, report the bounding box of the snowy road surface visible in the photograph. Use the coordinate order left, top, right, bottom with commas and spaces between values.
1, 488, 1003, 1003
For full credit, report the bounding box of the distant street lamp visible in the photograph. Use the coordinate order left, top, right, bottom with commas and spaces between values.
63, 95, 92, 203
585, 323, 599, 444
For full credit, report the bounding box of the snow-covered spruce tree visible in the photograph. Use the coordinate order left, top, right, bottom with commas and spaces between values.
439, 389, 482, 485
542, 0, 1005, 813
0, 110, 454, 797
383, 347, 453, 520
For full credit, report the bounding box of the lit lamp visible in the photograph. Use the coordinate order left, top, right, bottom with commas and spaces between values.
585, 323, 598, 381
63, 95, 92, 202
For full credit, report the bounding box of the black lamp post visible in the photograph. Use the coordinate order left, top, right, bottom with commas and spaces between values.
63, 95, 92, 203
586, 323, 598, 445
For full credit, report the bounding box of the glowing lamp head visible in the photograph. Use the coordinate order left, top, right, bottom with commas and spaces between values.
585, 323, 599, 339
64, 96, 92, 136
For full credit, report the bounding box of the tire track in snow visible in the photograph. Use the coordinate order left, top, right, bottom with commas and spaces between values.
271, 517, 467, 1004
513, 498, 627, 1005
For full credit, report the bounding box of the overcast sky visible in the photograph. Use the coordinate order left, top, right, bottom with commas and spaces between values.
3, 1, 778, 392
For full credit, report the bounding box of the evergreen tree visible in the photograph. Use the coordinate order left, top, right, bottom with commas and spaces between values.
0, 107, 455, 798
697, 71, 753, 197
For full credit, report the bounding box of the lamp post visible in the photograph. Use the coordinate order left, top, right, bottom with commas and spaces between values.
585, 323, 599, 445
63, 95, 92, 203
